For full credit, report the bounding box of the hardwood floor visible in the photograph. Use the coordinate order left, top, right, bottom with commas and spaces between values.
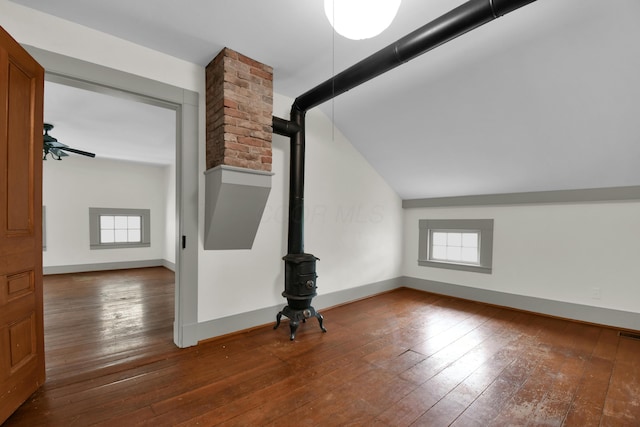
40, 267, 177, 388
4, 268, 640, 426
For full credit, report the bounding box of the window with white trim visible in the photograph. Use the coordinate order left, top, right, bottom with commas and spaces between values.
431, 230, 480, 264
418, 219, 493, 274
89, 208, 151, 249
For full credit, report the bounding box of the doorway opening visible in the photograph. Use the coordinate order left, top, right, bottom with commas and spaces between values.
25, 45, 200, 351
41, 78, 180, 380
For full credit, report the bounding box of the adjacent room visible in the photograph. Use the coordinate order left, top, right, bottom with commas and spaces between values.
1, 0, 639, 425
41, 80, 179, 380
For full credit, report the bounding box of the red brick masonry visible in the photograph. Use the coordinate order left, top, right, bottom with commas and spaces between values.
206, 48, 274, 171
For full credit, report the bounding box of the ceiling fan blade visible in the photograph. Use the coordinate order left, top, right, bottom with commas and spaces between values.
42, 123, 95, 159
49, 148, 69, 158
58, 146, 96, 158
46, 140, 68, 148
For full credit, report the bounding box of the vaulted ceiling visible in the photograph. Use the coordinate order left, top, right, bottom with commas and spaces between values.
13, 0, 640, 199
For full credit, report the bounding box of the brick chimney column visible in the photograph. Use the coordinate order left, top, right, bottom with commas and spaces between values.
206, 48, 273, 172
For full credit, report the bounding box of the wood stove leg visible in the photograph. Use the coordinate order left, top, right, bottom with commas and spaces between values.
289, 320, 300, 340
274, 311, 283, 330
315, 312, 327, 333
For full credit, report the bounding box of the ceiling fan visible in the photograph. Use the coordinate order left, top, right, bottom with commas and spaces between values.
43, 123, 96, 160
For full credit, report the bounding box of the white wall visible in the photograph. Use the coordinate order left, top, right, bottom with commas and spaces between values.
196, 94, 404, 321
2, 3, 405, 327
0, 2, 202, 93
1, 1, 193, 269
10, 0, 634, 333
403, 202, 640, 314
43, 156, 170, 267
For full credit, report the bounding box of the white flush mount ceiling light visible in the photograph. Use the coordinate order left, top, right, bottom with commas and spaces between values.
324, 0, 402, 40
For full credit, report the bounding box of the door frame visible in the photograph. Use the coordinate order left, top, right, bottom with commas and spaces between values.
24, 45, 200, 348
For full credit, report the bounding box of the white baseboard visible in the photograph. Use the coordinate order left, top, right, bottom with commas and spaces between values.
43, 259, 174, 275
196, 277, 403, 341
197, 275, 640, 342
401, 276, 640, 331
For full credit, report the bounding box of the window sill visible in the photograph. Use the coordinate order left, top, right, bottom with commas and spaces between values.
91, 242, 151, 250
418, 259, 492, 274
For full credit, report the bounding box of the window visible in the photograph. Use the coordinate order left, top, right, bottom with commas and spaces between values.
431, 231, 479, 264
89, 208, 150, 249
418, 219, 493, 274
99, 215, 142, 243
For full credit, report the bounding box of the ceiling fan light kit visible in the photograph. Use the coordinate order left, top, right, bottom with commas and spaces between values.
42, 123, 96, 160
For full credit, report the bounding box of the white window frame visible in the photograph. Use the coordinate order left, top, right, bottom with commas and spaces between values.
418, 219, 494, 274
89, 207, 151, 250
430, 229, 481, 265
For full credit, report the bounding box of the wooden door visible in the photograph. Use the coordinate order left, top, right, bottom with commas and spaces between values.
0, 25, 45, 424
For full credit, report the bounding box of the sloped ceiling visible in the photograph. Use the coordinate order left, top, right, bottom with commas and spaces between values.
12, 0, 640, 198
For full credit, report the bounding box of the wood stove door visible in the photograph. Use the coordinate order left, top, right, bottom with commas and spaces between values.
296, 273, 317, 296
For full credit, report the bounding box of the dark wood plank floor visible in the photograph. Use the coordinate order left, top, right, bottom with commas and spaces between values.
4, 268, 639, 426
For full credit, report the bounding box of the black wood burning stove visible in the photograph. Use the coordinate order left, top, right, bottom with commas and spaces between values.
272, 0, 537, 340
272, 108, 328, 340
274, 253, 326, 340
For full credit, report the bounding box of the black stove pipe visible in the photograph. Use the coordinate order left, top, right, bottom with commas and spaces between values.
287, 108, 306, 254
292, 0, 537, 113
272, 116, 300, 137
273, 113, 305, 254
274, 0, 536, 255
272, 0, 537, 338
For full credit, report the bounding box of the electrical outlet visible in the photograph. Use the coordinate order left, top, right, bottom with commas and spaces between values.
590, 287, 601, 300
